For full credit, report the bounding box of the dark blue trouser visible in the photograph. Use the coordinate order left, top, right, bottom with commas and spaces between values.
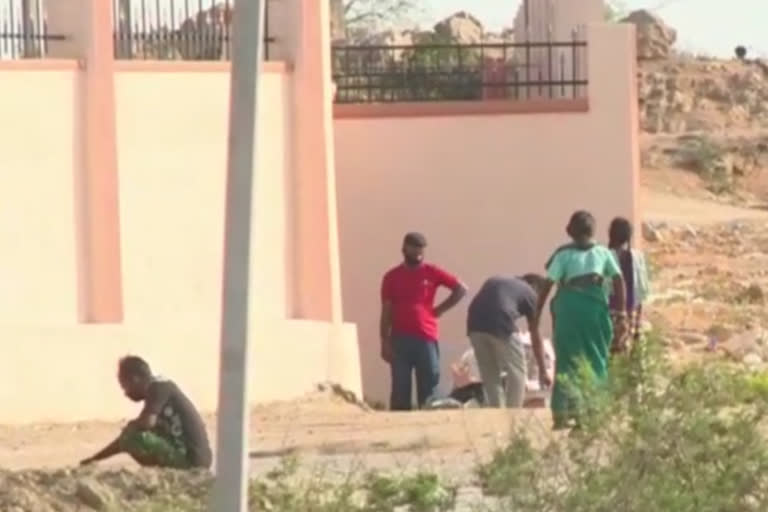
390, 335, 440, 411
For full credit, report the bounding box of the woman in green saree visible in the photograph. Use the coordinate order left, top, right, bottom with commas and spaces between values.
533, 211, 628, 429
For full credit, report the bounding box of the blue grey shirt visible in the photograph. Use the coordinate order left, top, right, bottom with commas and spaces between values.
466, 276, 537, 339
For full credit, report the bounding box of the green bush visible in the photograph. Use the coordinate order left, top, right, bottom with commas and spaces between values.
132, 456, 455, 512
677, 136, 734, 194
477, 331, 768, 511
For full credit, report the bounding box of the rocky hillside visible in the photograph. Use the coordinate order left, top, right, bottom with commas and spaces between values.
630, 10, 768, 204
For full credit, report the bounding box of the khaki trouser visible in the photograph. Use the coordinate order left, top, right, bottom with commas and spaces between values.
469, 331, 527, 408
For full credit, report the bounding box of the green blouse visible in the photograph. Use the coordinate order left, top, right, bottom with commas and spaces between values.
547, 244, 621, 283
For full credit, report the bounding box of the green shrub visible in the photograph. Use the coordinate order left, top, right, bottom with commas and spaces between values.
132, 455, 455, 512
677, 136, 733, 194
477, 331, 768, 511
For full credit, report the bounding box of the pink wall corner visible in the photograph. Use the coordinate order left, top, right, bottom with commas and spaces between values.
78, 0, 124, 323
44, 0, 125, 323
586, 23, 641, 233
627, 24, 643, 249
290, 0, 343, 323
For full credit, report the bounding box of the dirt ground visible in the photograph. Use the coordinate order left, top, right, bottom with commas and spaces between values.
0, 390, 554, 486
0, 391, 559, 510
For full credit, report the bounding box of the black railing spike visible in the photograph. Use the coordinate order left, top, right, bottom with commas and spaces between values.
330, 41, 588, 104
0, 0, 66, 59
108, 0, 273, 61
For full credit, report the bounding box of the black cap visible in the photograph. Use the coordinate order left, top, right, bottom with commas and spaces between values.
403, 232, 427, 247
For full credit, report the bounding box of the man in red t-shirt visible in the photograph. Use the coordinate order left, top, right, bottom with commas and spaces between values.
380, 232, 467, 411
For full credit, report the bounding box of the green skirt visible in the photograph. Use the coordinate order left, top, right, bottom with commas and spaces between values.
119, 430, 190, 469
550, 284, 613, 427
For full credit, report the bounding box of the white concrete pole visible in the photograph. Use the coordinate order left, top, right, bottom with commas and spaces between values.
209, 0, 266, 511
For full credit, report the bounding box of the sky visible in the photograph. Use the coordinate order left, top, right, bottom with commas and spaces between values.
421, 0, 768, 58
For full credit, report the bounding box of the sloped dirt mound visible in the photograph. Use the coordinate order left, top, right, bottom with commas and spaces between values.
251, 382, 373, 419
0, 468, 211, 511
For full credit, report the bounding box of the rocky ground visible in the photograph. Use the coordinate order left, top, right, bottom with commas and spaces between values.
639, 57, 768, 205
641, 213, 768, 366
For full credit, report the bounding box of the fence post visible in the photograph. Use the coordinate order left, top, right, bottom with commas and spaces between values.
20, 0, 41, 57
114, 0, 132, 58
482, 58, 507, 100
47, 0, 124, 323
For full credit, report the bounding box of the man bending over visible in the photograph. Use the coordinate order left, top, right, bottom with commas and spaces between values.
80, 356, 212, 469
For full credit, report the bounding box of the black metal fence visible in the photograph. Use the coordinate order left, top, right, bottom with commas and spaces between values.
112, 0, 276, 60
332, 39, 589, 103
0, 0, 65, 59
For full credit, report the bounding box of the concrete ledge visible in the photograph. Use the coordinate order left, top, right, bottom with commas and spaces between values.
0, 60, 79, 71
334, 98, 589, 119
115, 60, 292, 73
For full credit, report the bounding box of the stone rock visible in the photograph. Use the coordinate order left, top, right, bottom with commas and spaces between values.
723, 329, 768, 361
622, 10, 677, 60
76, 480, 112, 510
1, 485, 54, 512
739, 283, 765, 304
483, 28, 514, 44
642, 221, 664, 243
329, 0, 346, 42
361, 29, 416, 47
0, 469, 216, 511
434, 11, 484, 44
743, 352, 764, 366
317, 381, 371, 411
680, 331, 708, 346
481, 29, 516, 59
351, 29, 420, 64
680, 224, 698, 240
706, 324, 733, 342
670, 90, 694, 113
667, 338, 686, 350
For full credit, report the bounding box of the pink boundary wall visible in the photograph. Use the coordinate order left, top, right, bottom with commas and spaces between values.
0, 3, 638, 422
0, 0, 362, 424
333, 23, 640, 404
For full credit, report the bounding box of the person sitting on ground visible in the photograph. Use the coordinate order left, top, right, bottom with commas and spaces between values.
80, 356, 213, 469
608, 217, 651, 354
